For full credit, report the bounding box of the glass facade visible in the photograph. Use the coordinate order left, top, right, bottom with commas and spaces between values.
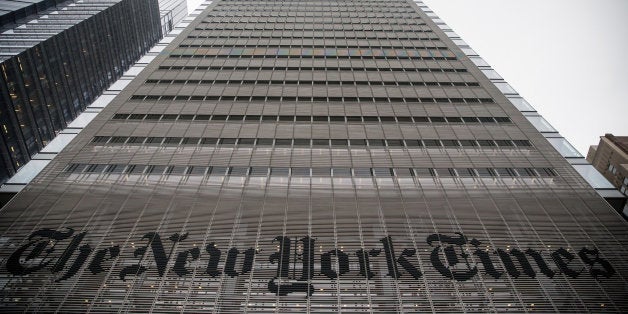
159, 0, 188, 34
0, 0, 163, 184
0, 0, 626, 312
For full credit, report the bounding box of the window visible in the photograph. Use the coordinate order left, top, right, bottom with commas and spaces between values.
477, 140, 495, 147
294, 139, 311, 147
182, 138, 200, 145
442, 140, 459, 147
372, 168, 393, 177
608, 164, 616, 174
331, 139, 348, 146
296, 116, 311, 122
312, 167, 331, 176
262, 115, 277, 121
238, 138, 255, 145
257, 139, 274, 145
350, 139, 367, 146
146, 137, 164, 144
434, 168, 455, 177
354, 168, 372, 177
423, 140, 441, 147
219, 138, 237, 145
414, 168, 435, 177
573, 164, 615, 189
275, 139, 292, 146
92, 136, 109, 143
457, 168, 476, 177
313, 139, 329, 146
508, 97, 535, 111
250, 167, 268, 176
209, 167, 228, 176
478, 117, 495, 123
164, 137, 181, 145
525, 116, 557, 133
445, 117, 461, 123
477, 168, 494, 177
195, 115, 211, 121
228, 167, 249, 176
495, 140, 514, 147
201, 138, 218, 145
547, 138, 582, 158
127, 137, 145, 144
291, 168, 310, 176
332, 168, 351, 177
279, 116, 294, 122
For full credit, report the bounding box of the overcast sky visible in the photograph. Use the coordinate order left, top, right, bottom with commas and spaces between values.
186, 0, 628, 155
423, 0, 628, 155
188, 0, 203, 13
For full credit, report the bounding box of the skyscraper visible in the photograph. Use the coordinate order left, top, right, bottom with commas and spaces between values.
0, 0, 187, 186
1, 0, 626, 312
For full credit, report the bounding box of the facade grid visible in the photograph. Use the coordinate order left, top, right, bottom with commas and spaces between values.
0, 0, 627, 312
0, 0, 163, 184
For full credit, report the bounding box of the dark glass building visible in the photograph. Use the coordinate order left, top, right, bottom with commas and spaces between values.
0, 0, 163, 184
0, 0, 626, 312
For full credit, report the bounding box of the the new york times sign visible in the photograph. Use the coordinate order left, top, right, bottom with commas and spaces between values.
4, 228, 615, 296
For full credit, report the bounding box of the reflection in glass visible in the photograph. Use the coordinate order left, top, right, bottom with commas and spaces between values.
508, 97, 535, 111
493, 82, 517, 94
469, 57, 488, 67
547, 138, 582, 157
573, 165, 615, 189
526, 116, 557, 132
481, 69, 502, 80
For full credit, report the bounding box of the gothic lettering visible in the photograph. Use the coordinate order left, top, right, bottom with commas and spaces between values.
205, 243, 221, 277
551, 247, 582, 278
356, 248, 380, 279
380, 236, 421, 279
119, 232, 188, 281
321, 249, 349, 279
88, 246, 120, 274
470, 238, 503, 279
6, 228, 75, 276
496, 248, 536, 278
525, 248, 555, 278
224, 247, 255, 277
3, 228, 617, 297
427, 233, 477, 281
267, 236, 314, 296
173, 247, 200, 277
51, 232, 87, 274
578, 248, 615, 279
56, 244, 92, 282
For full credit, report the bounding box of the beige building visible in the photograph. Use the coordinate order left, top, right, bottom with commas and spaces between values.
587, 134, 628, 208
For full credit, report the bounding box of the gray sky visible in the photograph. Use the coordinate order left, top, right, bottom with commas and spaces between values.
423, 0, 628, 155
187, 0, 203, 13
186, 0, 628, 154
